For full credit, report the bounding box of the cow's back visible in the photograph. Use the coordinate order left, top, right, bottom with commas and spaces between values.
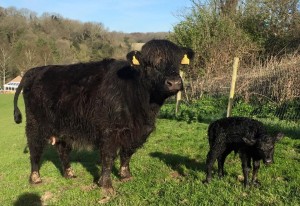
208, 117, 265, 146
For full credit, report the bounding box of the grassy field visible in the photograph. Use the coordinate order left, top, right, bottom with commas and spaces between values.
0, 94, 299, 205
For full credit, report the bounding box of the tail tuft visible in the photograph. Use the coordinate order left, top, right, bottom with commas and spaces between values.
14, 108, 22, 124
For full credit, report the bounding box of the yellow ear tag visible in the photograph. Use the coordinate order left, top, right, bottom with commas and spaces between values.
132, 55, 140, 65
181, 54, 190, 65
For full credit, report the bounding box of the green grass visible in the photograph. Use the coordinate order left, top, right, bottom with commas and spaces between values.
0, 94, 299, 205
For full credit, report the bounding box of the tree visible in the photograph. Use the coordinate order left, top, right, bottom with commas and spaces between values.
0, 47, 11, 88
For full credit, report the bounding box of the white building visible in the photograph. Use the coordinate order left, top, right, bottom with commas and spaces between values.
3, 76, 22, 92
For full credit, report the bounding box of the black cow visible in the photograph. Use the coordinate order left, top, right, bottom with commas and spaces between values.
13, 39, 194, 195
203, 117, 284, 187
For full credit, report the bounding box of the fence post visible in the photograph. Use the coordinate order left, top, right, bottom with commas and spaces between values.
176, 70, 184, 115
227, 57, 239, 117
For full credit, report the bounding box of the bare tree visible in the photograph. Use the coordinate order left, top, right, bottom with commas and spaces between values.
18, 49, 38, 72
220, 0, 239, 15
0, 47, 11, 88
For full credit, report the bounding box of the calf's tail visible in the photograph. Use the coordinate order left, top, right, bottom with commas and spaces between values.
14, 80, 24, 124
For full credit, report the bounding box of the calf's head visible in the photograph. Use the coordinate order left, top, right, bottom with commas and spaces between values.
243, 133, 284, 165
127, 40, 194, 98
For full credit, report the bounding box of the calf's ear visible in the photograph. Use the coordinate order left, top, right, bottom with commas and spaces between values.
242, 137, 257, 145
275, 132, 284, 141
126, 50, 142, 66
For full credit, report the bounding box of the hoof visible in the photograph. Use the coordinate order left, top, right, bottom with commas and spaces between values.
64, 168, 76, 178
98, 196, 111, 204
252, 180, 261, 187
102, 186, 116, 197
202, 179, 210, 184
119, 166, 132, 180
30, 171, 42, 184
120, 176, 133, 182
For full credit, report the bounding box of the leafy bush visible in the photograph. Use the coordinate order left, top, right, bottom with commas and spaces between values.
160, 96, 299, 123
159, 96, 227, 123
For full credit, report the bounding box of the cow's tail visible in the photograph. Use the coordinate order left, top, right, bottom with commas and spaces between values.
14, 79, 24, 124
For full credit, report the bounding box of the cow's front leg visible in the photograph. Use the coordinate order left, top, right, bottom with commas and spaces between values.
119, 148, 135, 182
252, 160, 261, 186
99, 149, 117, 196
240, 153, 251, 187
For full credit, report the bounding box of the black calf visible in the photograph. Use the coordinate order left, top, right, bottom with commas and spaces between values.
203, 117, 284, 186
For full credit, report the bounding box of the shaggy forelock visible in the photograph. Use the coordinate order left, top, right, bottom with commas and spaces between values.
140, 40, 182, 69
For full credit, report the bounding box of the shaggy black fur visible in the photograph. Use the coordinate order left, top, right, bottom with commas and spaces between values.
203, 117, 284, 187
13, 39, 194, 195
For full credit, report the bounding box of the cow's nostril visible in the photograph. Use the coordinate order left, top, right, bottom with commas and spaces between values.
166, 80, 173, 87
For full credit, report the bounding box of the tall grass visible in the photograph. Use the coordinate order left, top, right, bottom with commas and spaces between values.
0, 94, 299, 205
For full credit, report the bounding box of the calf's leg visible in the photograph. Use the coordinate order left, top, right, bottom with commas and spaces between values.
217, 149, 232, 178
203, 145, 225, 183
240, 153, 251, 187
252, 160, 261, 186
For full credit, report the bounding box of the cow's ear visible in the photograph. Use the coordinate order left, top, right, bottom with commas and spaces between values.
181, 54, 190, 65
126, 51, 141, 66
242, 136, 257, 145
180, 48, 194, 65
275, 132, 284, 141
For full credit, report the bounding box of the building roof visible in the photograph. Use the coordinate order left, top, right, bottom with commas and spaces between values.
9, 75, 22, 83
4, 75, 22, 89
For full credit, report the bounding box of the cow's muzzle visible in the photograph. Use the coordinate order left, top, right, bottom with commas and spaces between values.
164, 78, 183, 93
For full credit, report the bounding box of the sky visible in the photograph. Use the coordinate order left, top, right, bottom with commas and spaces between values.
0, 0, 194, 33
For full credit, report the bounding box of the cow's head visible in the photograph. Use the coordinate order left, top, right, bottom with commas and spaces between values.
127, 40, 194, 103
243, 132, 284, 165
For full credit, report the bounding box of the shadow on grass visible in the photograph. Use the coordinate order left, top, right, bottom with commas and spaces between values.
149, 152, 206, 177
14, 193, 41, 206
40, 146, 118, 183
265, 124, 300, 140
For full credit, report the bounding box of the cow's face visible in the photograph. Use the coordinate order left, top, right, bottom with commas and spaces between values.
127, 40, 194, 98
257, 133, 284, 165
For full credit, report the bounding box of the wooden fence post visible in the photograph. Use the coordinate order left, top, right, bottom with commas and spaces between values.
176, 70, 184, 115
227, 57, 239, 117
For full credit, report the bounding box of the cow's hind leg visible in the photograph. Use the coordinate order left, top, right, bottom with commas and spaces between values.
217, 149, 231, 178
55, 140, 76, 178
203, 144, 225, 184
26, 123, 46, 184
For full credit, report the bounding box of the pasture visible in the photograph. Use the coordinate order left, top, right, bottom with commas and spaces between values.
0, 94, 299, 205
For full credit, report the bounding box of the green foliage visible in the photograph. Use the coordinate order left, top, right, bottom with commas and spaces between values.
0, 94, 299, 205
276, 98, 300, 120
160, 96, 227, 123
160, 96, 300, 124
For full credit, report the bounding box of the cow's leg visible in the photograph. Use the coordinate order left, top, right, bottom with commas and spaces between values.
119, 148, 135, 181
26, 121, 45, 184
119, 126, 153, 182
55, 140, 76, 178
217, 149, 231, 178
252, 160, 261, 186
240, 153, 251, 187
98, 145, 118, 195
203, 145, 225, 184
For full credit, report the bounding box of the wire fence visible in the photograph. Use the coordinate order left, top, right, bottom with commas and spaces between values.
180, 54, 300, 122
